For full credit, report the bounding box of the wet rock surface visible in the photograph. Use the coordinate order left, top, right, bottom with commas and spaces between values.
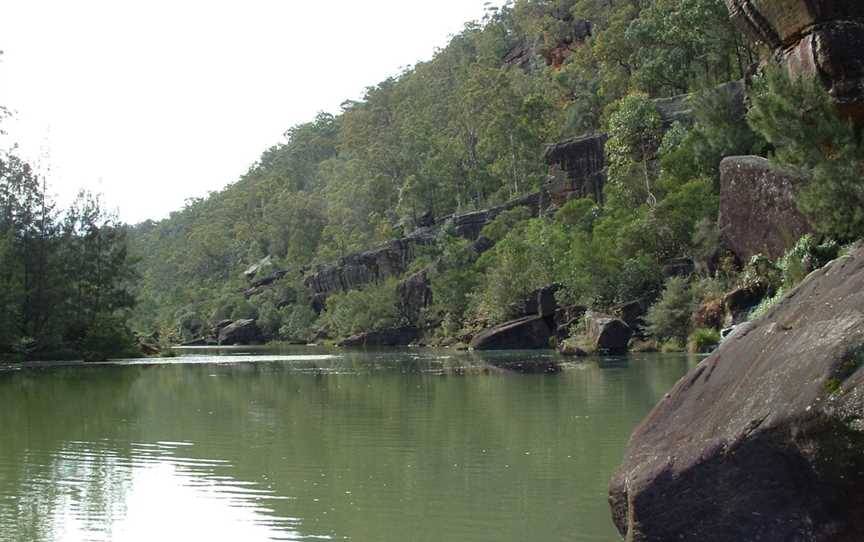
610, 246, 864, 542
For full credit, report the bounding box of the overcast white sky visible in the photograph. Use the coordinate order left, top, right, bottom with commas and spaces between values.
0, 0, 504, 224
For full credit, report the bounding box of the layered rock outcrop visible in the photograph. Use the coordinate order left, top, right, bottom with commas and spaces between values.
305, 193, 542, 298
304, 235, 435, 296
503, 15, 592, 71
725, 0, 864, 123
544, 82, 745, 208
610, 246, 864, 541
719, 155, 813, 261
544, 134, 607, 205
397, 269, 433, 324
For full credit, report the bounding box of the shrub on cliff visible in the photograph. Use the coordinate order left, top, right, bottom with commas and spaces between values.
778, 234, 839, 288
687, 328, 720, 354
645, 276, 693, 343
748, 66, 864, 241
471, 218, 566, 324
320, 279, 400, 338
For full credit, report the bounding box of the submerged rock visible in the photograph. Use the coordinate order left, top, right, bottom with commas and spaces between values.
470, 315, 554, 351
558, 339, 588, 357
609, 246, 864, 541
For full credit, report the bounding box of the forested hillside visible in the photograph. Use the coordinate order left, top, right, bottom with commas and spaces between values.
128, 0, 864, 351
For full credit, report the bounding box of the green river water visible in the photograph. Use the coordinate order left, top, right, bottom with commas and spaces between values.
0, 348, 699, 542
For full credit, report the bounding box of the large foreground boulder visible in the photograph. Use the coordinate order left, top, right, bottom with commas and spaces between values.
719, 156, 813, 261
609, 247, 864, 541
470, 315, 553, 350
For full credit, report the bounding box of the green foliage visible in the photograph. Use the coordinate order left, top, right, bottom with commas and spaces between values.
659, 88, 764, 191
605, 94, 663, 208
652, 178, 718, 260
748, 66, 864, 240
80, 313, 139, 362
256, 301, 282, 339
645, 277, 693, 343
558, 206, 664, 309
278, 304, 318, 343
625, 0, 742, 95
479, 207, 533, 243
748, 287, 785, 322
687, 327, 721, 354
745, 235, 839, 322
739, 254, 782, 293
0, 149, 136, 357
472, 218, 566, 324
320, 279, 400, 338
778, 234, 839, 289
122, 0, 759, 342
554, 198, 599, 233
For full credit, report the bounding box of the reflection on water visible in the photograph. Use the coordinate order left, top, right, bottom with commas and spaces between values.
0, 348, 699, 542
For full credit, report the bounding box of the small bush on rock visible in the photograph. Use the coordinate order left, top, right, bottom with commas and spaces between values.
645, 277, 693, 343
688, 328, 721, 354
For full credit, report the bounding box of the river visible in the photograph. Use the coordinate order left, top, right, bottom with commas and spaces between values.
0, 348, 698, 542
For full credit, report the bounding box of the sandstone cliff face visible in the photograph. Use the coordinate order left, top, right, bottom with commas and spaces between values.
503, 16, 592, 71
609, 245, 864, 541
304, 235, 434, 296
544, 134, 607, 205
304, 193, 542, 298
719, 155, 813, 261
725, 0, 864, 122
544, 82, 746, 208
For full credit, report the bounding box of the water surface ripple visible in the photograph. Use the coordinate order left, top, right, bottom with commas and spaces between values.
0, 348, 697, 541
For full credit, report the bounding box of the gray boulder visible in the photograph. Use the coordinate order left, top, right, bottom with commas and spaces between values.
610, 246, 864, 541
218, 319, 263, 346
470, 315, 554, 351
719, 156, 813, 261
338, 327, 421, 348
585, 312, 632, 354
